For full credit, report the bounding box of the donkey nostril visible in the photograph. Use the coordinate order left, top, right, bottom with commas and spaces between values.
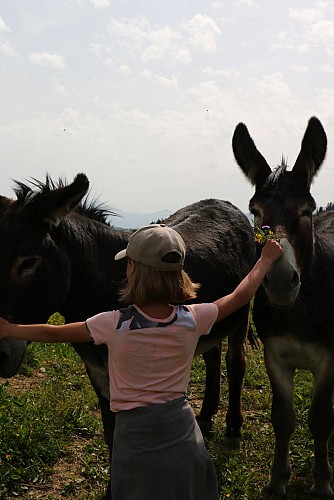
291, 271, 300, 288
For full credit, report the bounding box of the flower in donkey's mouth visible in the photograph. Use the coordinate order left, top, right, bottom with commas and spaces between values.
254, 225, 278, 245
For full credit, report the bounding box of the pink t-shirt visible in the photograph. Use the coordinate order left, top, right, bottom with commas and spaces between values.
86, 303, 218, 412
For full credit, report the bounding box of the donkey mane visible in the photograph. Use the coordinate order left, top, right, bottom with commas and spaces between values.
265, 158, 288, 186
13, 175, 118, 225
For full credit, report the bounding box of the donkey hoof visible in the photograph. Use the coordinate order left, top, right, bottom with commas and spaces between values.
225, 434, 241, 450
196, 415, 213, 437
262, 485, 286, 500
225, 427, 241, 450
310, 489, 334, 499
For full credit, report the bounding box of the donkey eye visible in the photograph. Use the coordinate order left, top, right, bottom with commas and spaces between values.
250, 208, 260, 218
17, 257, 40, 277
300, 209, 312, 217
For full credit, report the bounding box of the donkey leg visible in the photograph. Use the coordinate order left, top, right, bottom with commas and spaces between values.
98, 394, 115, 500
224, 316, 248, 450
308, 370, 334, 499
197, 344, 222, 436
72, 343, 114, 499
263, 341, 295, 500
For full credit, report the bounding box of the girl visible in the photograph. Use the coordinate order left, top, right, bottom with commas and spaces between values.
0, 224, 283, 500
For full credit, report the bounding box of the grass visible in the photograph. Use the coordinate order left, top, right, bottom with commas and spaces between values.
0, 328, 331, 499
0, 340, 109, 499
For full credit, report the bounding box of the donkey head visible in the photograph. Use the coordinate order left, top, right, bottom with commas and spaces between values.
0, 173, 89, 378
232, 117, 327, 306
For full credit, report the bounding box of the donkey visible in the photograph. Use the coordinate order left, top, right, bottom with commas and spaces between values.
0, 175, 255, 498
232, 116, 334, 499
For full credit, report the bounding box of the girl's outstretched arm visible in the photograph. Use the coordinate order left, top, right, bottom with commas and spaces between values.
0, 319, 91, 343
214, 239, 283, 322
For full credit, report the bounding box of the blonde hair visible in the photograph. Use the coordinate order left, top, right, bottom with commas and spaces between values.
119, 261, 200, 305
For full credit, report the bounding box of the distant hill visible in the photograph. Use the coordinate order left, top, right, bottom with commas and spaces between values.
109, 208, 253, 230
110, 208, 174, 229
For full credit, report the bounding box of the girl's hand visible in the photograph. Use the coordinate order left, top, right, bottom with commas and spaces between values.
261, 239, 283, 264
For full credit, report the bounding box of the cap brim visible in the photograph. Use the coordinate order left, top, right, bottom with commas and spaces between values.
114, 248, 127, 261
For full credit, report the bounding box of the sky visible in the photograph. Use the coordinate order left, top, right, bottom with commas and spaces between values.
1, 0, 334, 221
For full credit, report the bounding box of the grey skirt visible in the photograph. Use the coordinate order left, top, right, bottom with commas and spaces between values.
111, 397, 219, 500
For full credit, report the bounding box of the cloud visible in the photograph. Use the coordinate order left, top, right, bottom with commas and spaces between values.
320, 64, 334, 74
30, 52, 66, 69
0, 40, 17, 57
307, 20, 334, 44
106, 14, 220, 66
252, 73, 293, 101
181, 14, 220, 53
0, 16, 11, 32
288, 8, 323, 23
234, 0, 258, 6
117, 64, 132, 75
154, 74, 178, 88
203, 66, 240, 78
211, 1, 224, 9
296, 43, 310, 54
89, 0, 111, 7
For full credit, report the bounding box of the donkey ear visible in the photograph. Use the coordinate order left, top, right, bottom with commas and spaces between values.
28, 173, 90, 226
292, 117, 327, 188
232, 123, 271, 188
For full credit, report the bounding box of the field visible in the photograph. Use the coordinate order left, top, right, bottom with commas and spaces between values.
0, 334, 329, 499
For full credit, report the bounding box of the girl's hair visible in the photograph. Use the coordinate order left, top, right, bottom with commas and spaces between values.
119, 261, 200, 305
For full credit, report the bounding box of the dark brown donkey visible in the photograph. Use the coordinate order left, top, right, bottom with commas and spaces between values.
0, 175, 255, 498
233, 116, 334, 499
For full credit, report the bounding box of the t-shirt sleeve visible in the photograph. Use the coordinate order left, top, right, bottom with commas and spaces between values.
187, 303, 219, 336
85, 310, 120, 345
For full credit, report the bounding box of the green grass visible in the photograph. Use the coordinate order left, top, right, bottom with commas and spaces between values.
0, 341, 109, 499
0, 332, 331, 499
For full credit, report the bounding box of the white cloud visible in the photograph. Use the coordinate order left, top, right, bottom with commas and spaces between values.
117, 64, 132, 75
52, 81, 67, 95
89, 43, 104, 58
296, 43, 310, 54
307, 20, 334, 44
140, 25, 180, 63
89, 0, 111, 8
30, 52, 66, 69
182, 14, 220, 53
320, 64, 334, 74
288, 8, 323, 23
253, 73, 293, 100
291, 64, 309, 74
0, 16, 11, 32
211, 2, 223, 9
107, 14, 220, 66
171, 48, 192, 65
140, 69, 152, 79
203, 66, 240, 78
154, 74, 178, 88
234, 0, 258, 6
0, 40, 17, 57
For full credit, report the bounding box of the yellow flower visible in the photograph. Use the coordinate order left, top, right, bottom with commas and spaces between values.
5, 454, 11, 460
254, 225, 278, 245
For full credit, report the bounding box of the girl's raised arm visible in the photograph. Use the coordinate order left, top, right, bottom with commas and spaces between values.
0, 318, 92, 343
214, 239, 283, 322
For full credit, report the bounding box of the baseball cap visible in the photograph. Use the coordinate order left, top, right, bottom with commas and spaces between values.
114, 224, 186, 271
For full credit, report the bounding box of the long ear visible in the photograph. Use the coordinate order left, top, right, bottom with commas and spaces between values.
232, 123, 271, 188
27, 173, 90, 226
292, 117, 327, 188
